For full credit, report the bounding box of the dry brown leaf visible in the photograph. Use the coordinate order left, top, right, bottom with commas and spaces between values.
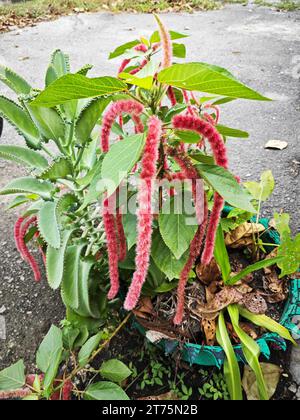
225, 222, 265, 248
133, 296, 153, 319
196, 258, 221, 285
242, 363, 282, 400
202, 319, 216, 346
242, 292, 268, 314
240, 322, 258, 340
192, 287, 244, 320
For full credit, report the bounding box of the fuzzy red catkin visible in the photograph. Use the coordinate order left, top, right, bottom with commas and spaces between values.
14, 216, 24, 256
172, 114, 228, 169
101, 100, 144, 152
18, 216, 41, 282
129, 58, 148, 75
118, 58, 131, 74
116, 208, 127, 262
172, 114, 228, 265
174, 198, 208, 325
155, 15, 172, 69
124, 116, 162, 311
167, 87, 177, 106
167, 149, 204, 225
103, 197, 120, 300
204, 104, 220, 124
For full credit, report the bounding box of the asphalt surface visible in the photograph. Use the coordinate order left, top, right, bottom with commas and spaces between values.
0, 4, 299, 391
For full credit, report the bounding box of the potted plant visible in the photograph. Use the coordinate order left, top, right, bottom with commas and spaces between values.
0, 15, 299, 400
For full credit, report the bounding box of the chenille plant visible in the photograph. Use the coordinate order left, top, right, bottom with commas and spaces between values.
0, 15, 298, 401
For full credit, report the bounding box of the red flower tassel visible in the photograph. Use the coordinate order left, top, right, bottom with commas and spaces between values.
103, 197, 120, 300
174, 198, 208, 325
124, 116, 162, 311
116, 208, 127, 262
16, 216, 41, 282
172, 114, 228, 265
167, 87, 177, 106
101, 100, 144, 152
154, 14, 172, 69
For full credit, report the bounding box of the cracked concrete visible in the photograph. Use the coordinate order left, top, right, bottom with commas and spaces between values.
0, 4, 299, 392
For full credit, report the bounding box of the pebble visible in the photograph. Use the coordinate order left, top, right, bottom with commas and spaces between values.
0, 306, 6, 314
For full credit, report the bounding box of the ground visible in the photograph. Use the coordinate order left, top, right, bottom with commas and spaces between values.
0, 3, 299, 395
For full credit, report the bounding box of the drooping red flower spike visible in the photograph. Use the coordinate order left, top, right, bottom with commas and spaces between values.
172, 114, 229, 265
201, 192, 224, 265
174, 198, 208, 325
154, 14, 172, 69
101, 100, 144, 152
116, 208, 127, 262
14, 216, 24, 255
172, 114, 228, 169
16, 216, 41, 282
102, 196, 120, 300
124, 116, 162, 311
167, 87, 177, 106
167, 148, 205, 226
204, 104, 220, 125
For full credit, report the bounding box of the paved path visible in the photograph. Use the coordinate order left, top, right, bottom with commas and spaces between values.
0, 4, 299, 389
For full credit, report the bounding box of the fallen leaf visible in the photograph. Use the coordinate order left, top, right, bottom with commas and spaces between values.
242, 292, 268, 314
202, 319, 216, 346
225, 222, 265, 248
265, 140, 288, 150
242, 363, 282, 400
196, 258, 221, 285
145, 330, 177, 343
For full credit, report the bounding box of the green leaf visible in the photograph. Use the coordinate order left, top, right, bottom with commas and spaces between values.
158, 63, 270, 101
122, 213, 137, 250
277, 234, 300, 278
0, 96, 40, 149
100, 359, 132, 383
43, 347, 63, 395
238, 307, 296, 345
0, 65, 31, 94
25, 102, 66, 142
274, 213, 291, 238
228, 305, 268, 401
78, 332, 103, 367
38, 201, 61, 248
164, 104, 187, 123
61, 244, 86, 310
191, 152, 215, 165
151, 230, 189, 280
39, 157, 73, 182
31, 74, 127, 107
173, 43, 186, 59
36, 325, 63, 373
50, 49, 70, 78
227, 256, 284, 286
101, 133, 145, 196
175, 130, 201, 143
216, 312, 243, 401
197, 163, 256, 213
46, 230, 74, 289
109, 40, 140, 59
6, 195, 30, 210
0, 360, 25, 391
216, 125, 249, 139
84, 382, 129, 400
150, 30, 189, 43
75, 97, 111, 145
0, 177, 54, 199
244, 170, 275, 202
0, 145, 48, 169
159, 196, 198, 259
214, 224, 231, 283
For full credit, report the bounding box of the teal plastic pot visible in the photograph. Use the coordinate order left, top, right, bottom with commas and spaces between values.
135, 214, 300, 368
